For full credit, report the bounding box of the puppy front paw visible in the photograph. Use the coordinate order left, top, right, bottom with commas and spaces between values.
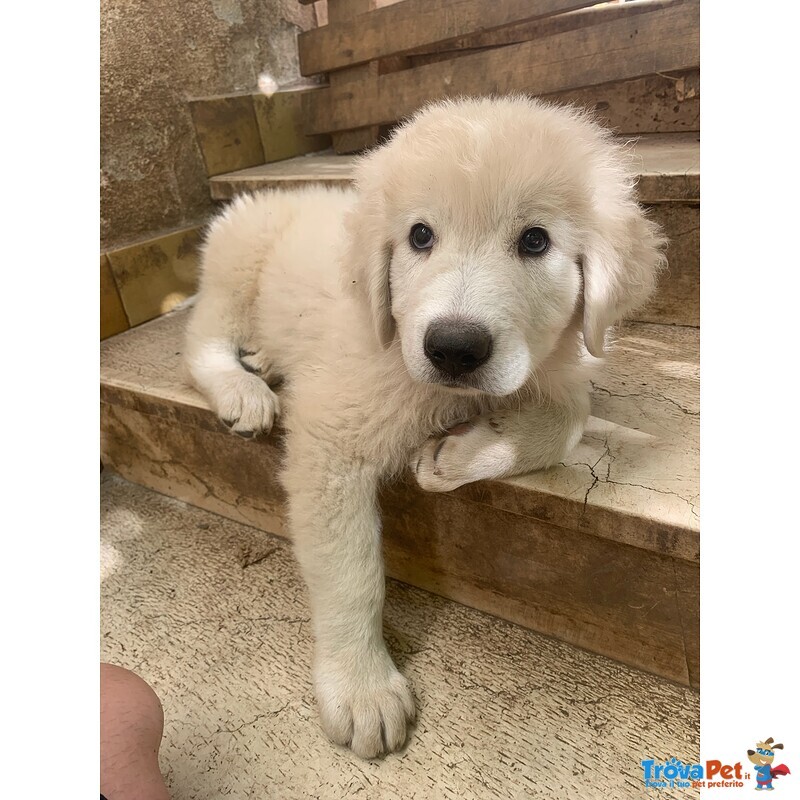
314, 651, 415, 759
214, 373, 280, 438
412, 418, 516, 492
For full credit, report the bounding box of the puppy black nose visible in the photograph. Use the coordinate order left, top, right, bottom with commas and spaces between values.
424, 321, 492, 377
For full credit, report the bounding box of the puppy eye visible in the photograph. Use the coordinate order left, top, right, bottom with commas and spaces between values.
410, 223, 435, 250
519, 227, 549, 256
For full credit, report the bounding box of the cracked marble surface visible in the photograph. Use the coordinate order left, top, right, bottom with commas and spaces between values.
101, 474, 699, 799
498, 322, 699, 543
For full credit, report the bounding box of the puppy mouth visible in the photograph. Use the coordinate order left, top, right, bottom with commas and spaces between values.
415, 365, 503, 396
428, 373, 486, 392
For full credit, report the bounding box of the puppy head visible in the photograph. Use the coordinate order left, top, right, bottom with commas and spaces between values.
343, 96, 665, 395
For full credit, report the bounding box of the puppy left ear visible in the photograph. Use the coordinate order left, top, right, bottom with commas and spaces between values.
582, 198, 667, 358
342, 153, 396, 349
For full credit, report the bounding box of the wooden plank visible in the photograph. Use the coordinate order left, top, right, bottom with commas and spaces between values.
395, 5, 700, 135
379, 65, 700, 138
403, 0, 675, 61
303, 0, 699, 136
298, 0, 600, 76
329, 62, 381, 153
327, 0, 381, 153
549, 70, 699, 135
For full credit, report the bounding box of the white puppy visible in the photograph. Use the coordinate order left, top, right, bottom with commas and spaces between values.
184, 96, 665, 758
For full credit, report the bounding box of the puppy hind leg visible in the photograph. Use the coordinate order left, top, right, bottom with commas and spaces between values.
184, 311, 280, 437
238, 346, 280, 385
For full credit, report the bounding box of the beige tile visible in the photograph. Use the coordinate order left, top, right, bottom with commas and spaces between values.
254, 89, 332, 162
208, 153, 358, 200
188, 95, 264, 177
100, 253, 129, 339
106, 227, 202, 327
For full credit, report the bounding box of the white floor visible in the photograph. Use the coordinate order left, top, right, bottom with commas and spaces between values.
101, 473, 699, 799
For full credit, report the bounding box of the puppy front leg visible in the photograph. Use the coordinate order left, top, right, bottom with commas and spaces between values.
283, 441, 414, 759
414, 389, 590, 492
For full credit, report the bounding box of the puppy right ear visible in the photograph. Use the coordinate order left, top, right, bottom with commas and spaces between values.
581, 195, 666, 358
342, 153, 396, 349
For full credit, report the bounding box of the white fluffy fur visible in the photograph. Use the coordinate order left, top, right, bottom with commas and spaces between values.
184, 96, 665, 758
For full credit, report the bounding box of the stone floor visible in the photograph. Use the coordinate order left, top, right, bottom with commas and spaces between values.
101, 473, 699, 799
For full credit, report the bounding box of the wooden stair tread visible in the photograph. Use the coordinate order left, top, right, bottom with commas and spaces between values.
208, 132, 699, 202
101, 309, 699, 560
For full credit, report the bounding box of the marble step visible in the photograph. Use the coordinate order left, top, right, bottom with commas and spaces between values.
101, 472, 699, 799
208, 133, 699, 202
100, 309, 699, 687
207, 133, 700, 327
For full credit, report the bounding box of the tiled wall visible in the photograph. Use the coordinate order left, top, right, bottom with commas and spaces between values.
188, 88, 331, 177
100, 225, 203, 340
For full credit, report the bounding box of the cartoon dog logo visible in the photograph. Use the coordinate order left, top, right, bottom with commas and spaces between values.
747, 738, 791, 791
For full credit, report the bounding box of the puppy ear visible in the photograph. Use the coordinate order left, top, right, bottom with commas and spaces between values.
342, 154, 396, 349
582, 180, 667, 358
345, 219, 395, 348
